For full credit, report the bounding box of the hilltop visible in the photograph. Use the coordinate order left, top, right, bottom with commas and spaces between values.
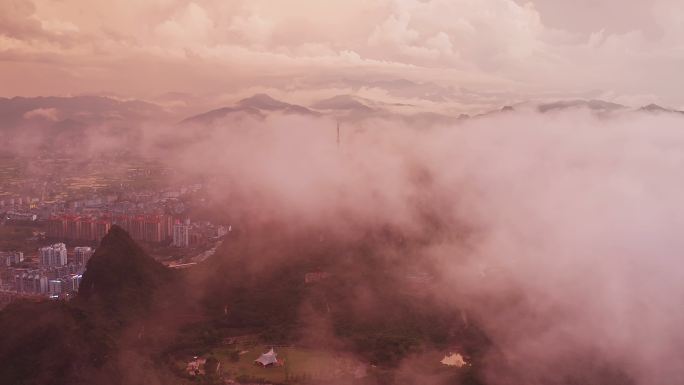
0, 226, 183, 385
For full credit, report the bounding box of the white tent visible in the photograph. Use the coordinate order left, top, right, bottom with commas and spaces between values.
255, 348, 278, 367
440, 352, 467, 368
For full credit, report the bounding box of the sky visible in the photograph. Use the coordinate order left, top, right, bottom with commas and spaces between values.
1, 0, 684, 110
3, 3, 684, 383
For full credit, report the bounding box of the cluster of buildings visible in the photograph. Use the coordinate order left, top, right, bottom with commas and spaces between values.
2, 175, 221, 249
0, 197, 40, 210
1, 163, 231, 304
170, 219, 227, 248
2, 175, 203, 227
46, 214, 172, 244
0, 244, 94, 299
3, 211, 38, 223
45, 214, 227, 248
0, 251, 24, 267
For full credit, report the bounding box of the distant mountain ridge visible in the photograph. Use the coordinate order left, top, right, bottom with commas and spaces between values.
311, 94, 375, 112
181, 93, 318, 125
181, 93, 684, 126
0, 95, 166, 125
537, 99, 627, 113
639, 103, 684, 114
0, 95, 169, 155
2, 94, 682, 139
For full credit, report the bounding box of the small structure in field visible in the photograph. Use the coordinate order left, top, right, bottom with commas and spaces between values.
254, 348, 280, 367
186, 356, 207, 376
305, 271, 331, 284
440, 352, 467, 368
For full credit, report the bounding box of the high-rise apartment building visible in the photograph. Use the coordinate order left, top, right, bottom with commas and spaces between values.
39, 243, 68, 267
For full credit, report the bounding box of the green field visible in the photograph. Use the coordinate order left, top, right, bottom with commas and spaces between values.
203, 344, 366, 384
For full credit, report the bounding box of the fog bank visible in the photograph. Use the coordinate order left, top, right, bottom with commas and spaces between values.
172, 109, 684, 384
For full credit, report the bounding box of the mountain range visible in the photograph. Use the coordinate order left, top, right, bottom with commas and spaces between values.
178, 95, 684, 126
2, 93, 683, 133
1, 94, 683, 156
179, 93, 319, 125
0, 96, 169, 155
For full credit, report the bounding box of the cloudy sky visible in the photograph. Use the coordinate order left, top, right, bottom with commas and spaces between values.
1, 0, 683, 110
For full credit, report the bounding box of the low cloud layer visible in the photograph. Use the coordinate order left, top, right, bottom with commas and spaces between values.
167, 109, 684, 384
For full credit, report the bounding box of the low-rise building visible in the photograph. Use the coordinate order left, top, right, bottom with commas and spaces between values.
48, 279, 63, 296
0, 251, 24, 267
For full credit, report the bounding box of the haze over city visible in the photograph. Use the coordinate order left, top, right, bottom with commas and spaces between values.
1, 1, 683, 385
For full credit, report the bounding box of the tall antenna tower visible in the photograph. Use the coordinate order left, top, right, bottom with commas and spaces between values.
336, 121, 340, 147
